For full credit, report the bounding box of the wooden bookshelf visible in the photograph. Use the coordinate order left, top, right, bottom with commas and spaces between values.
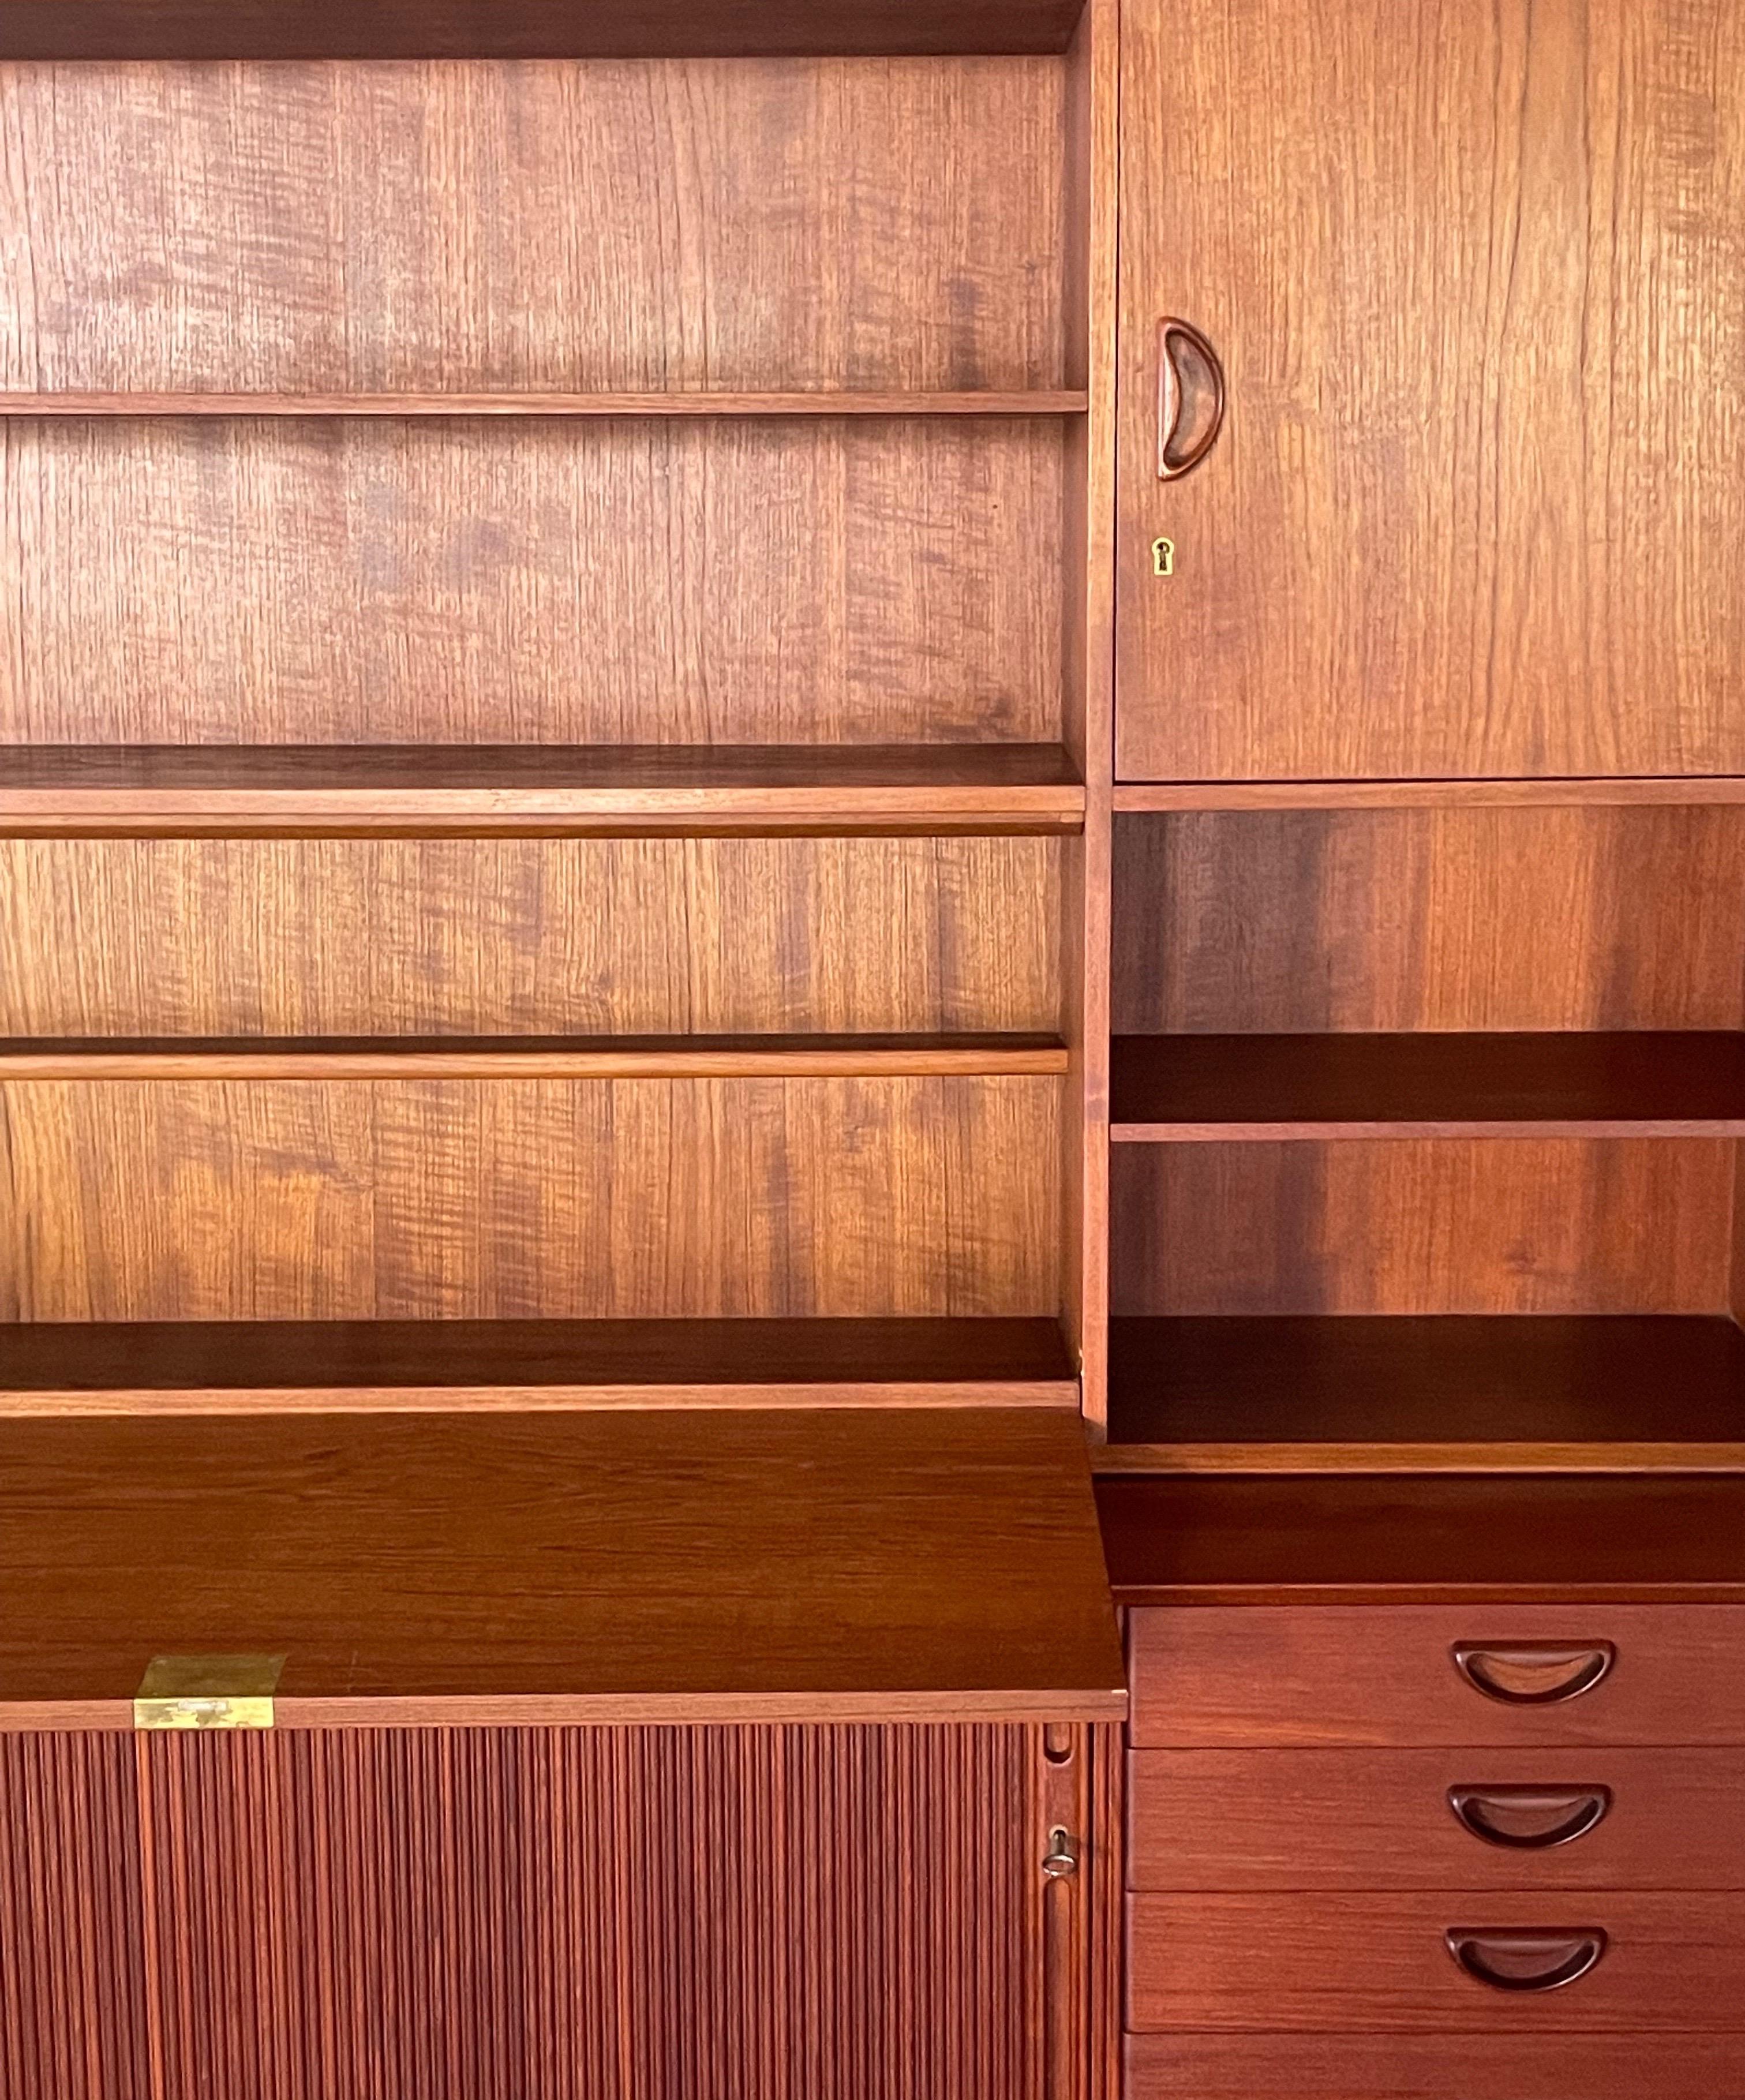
1110, 1032, 1745, 1140
0, 1034, 1070, 1081
1100, 1316, 1745, 1473
0, 745, 1086, 838
0, 1406, 1125, 1728
0, 1317, 1078, 1414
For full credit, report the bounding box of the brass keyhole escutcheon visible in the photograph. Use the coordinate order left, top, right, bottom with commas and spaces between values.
1152, 536, 1175, 578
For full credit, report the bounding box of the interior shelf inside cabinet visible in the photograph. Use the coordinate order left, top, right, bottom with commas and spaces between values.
1110, 1032, 1745, 1139
1100, 1316, 1745, 1473
0, 1406, 1123, 1726
0, 744, 1086, 837
0, 1317, 1079, 1413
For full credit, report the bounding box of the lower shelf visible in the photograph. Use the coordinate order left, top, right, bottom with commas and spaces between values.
1101, 1315, 1745, 1472
0, 1316, 1076, 1412
0, 1403, 1123, 1729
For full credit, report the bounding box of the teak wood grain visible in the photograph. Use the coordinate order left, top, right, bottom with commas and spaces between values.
0, 61, 1068, 395
1117, 0, 1745, 779
1126, 1891, 1745, 2034
0, 392, 1089, 416
0, 835, 1063, 1038
1127, 1604, 1745, 1748
1125, 2033, 1745, 2100
0, 1075, 1062, 1320
0, 1316, 1078, 1414
1097, 1474, 1745, 1606
0, 747, 1085, 837
1102, 1313, 1745, 1472
0, 1409, 1126, 1728
0, 420, 1064, 748
1114, 808, 1745, 1034
1111, 1138, 1735, 1315
1127, 1746, 1745, 1893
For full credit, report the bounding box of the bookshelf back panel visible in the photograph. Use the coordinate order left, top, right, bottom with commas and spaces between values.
0, 58, 1068, 394
1111, 1139, 1734, 1316
0, 836, 1061, 1039
0, 419, 1062, 746
0, 1075, 1062, 1320
1114, 809, 1745, 1034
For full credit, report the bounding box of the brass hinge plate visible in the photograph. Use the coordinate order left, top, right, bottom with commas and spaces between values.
133, 1653, 285, 1731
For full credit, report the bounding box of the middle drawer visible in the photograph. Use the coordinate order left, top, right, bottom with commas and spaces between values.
1128, 1747, 1745, 1891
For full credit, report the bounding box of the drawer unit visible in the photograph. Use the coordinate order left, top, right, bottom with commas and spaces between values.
1127, 1747, 1745, 1890
1129, 1605, 1745, 1747
1126, 1891, 1745, 2033
1125, 2033, 1745, 2098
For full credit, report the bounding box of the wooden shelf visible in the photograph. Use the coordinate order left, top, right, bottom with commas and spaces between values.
1096, 1472, 1745, 1606
0, 744, 1085, 838
1100, 1316, 1745, 1473
0, 1317, 1079, 1414
1110, 1032, 1745, 1140
0, 1034, 1069, 1081
0, 390, 1087, 419
0, 1406, 1124, 1728
0, 0, 1087, 59
1114, 778, 1745, 812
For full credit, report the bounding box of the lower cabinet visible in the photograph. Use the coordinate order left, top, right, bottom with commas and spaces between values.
3, 1722, 1110, 2100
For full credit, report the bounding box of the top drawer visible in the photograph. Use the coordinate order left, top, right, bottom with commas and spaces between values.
1129, 1606, 1745, 1747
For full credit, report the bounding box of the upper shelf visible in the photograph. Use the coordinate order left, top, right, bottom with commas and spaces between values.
0, 391, 1088, 419
0, 744, 1085, 838
0, 0, 1087, 58
0, 1405, 1124, 1728
0, 1316, 1078, 1414
1111, 1032, 1745, 1140
0, 1033, 1069, 1080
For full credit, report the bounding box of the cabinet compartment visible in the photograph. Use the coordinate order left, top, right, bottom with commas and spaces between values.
1128, 1605, 1745, 1748
1127, 1747, 1745, 1892
1115, 0, 1745, 781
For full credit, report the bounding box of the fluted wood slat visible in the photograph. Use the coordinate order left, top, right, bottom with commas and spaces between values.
0, 1734, 151, 2100
134, 1724, 1083, 2100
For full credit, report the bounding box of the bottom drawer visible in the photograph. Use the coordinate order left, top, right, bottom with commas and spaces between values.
1128, 1893, 1745, 2032
1125, 2033, 1745, 2098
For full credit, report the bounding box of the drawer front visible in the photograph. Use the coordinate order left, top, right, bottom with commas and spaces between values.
1126, 1892, 1745, 2033
1129, 1605, 1745, 1747
1125, 2033, 1745, 2098
1127, 1747, 1745, 1890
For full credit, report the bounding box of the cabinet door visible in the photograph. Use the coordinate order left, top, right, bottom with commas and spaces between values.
137, 1723, 1099, 2100
1115, 0, 1745, 781
0, 1734, 151, 2100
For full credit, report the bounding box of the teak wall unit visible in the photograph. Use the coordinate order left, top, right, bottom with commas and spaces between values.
3, 0, 1744, 2093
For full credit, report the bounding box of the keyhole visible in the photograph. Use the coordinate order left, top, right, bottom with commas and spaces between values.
1152, 536, 1175, 578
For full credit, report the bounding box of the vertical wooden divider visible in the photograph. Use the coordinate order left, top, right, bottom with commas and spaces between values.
1060, 0, 1119, 1433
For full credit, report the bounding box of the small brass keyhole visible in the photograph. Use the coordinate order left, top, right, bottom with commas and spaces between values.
1151, 536, 1175, 578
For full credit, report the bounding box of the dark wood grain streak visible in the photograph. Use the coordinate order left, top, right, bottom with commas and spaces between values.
134, 1724, 1082, 2098
0, 1734, 149, 2100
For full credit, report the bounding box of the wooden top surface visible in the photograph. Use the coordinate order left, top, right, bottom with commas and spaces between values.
1111, 1031, 1745, 1138
0, 1406, 1124, 1728
1097, 1473, 1745, 1607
